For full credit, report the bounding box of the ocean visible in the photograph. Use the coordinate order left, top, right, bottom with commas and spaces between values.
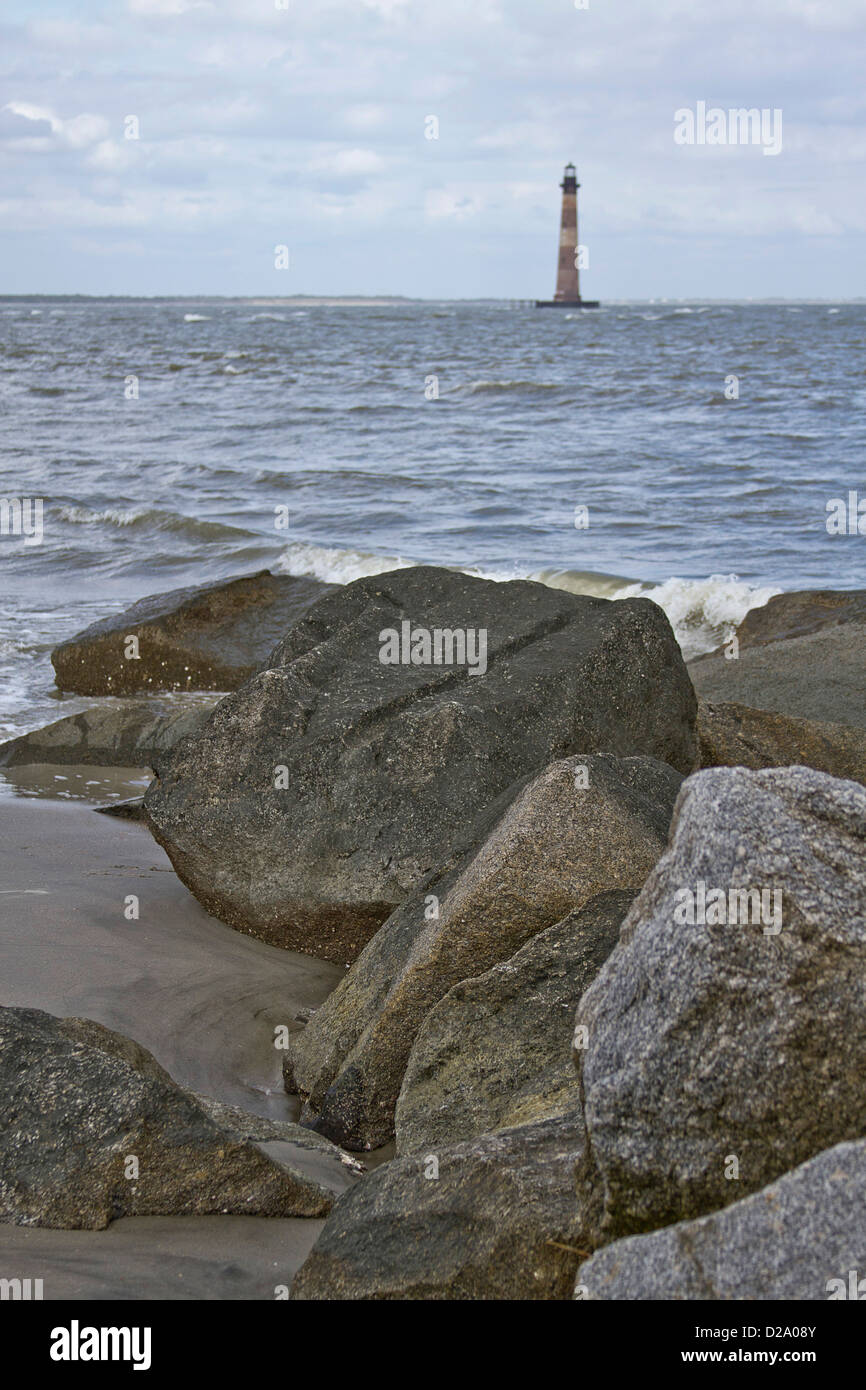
1, 296, 863, 741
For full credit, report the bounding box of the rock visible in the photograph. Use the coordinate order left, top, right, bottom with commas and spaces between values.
395, 890, 634, 1156
734, 589, 866, 649
688, 624, 866, 728
93, 796, 145, 820
697, 699, 866, 786
285, 754, 682, 1150
0, 701, 216, 770
576, 1139, 866, 1301
193, 1096, 367, 1182
291, 1115, 587, 1300
144, 566, 697, 964
51, 571, 335, 695
575, 766, 866, 1245
0, 1006, 360, 1230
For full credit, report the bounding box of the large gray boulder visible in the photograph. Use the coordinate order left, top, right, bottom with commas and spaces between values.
733, 588, 866, 649
0, 1007, 361, 1230
575, 765, 866, 1245
291, 1115, 587, 1300
688, 625, 866, 728
144, 567, 697, 964
697, 699, 866, 786
395, 890, 634, 1156
576, 1139, 866, 1301
285, 753, 682, 1150
52, 571, 335, 695
0, 701, 216, 769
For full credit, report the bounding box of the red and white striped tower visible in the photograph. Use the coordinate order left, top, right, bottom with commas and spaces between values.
536, 162, 599, 308
554, 162, 581, 302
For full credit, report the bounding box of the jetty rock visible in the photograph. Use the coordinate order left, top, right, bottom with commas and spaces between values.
697, 698, 866, 786
575, 765, 866, 1245
291, 1115, 587, 1301
688, 589, 866, 729
0, 700, 216, 770
51, 570, 335, 695
394, 889, 634, 1155
576, 1139, 866, 1301
144, 566, 697, 964
0, 1006, 361, 1230
285, 753, 682, 1151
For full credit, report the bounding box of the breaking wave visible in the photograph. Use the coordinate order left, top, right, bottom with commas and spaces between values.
56, 505, 255, 543
275, 541, 780, 658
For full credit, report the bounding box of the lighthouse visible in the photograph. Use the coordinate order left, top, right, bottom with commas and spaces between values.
536, 162, 599, 308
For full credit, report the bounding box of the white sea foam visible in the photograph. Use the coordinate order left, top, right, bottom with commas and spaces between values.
275, 542, 780, 658
276, 541, 415, 585
462, 379, 560, 394
183, 313, 211, 322
614, 574, 782, 659
58, 505, 144, 527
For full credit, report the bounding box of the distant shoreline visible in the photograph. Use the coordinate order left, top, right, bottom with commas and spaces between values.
1, 294, 864, 305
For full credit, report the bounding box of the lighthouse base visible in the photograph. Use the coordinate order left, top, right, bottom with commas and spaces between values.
535, 298, 600, 308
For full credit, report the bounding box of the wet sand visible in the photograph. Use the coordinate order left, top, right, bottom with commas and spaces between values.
0, 782, 348, 1297
0, 793, 342, 1119
0, 1216, 324, 1300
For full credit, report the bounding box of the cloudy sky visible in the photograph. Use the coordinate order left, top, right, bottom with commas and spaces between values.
0, 0, 863, 298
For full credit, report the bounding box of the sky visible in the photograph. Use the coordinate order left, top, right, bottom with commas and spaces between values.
0, 0, 864, 299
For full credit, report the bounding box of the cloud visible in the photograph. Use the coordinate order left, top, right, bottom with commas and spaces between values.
127, 0, 212, 15
344, 104, 388, 132
2, 102, 63, 136
424, 187, 483, 221
2, 103, 110, 150
329, 148, 387, 176
0, 0, 862, 296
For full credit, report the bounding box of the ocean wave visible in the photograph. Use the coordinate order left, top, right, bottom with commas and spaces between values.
275, 542, 779, 658
183, 314, 211, 323
56, 505, 256, 542
526, 566, 639, 598
458, 380, 562, 395
614, 574, 782, 660
276, 541, 415, 585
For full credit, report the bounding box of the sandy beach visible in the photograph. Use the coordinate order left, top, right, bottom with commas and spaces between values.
0, 776, 352, 1298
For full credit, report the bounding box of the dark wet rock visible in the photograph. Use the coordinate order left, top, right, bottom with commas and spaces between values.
93, 796, 145, 820
51, 571, 335, 695
395, 890, 634, 1156
144, 566, 697, 964
688, 625, 866, 728
734, 589, 866, 649
285, 754, 682, 1150
576, 1140, 866, 1301
291, 1115, 588, 1300
0, 701, 215, 770
575, 766, 866, 1246
697, 699, 866, 785
0, 1006, 360, 1230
